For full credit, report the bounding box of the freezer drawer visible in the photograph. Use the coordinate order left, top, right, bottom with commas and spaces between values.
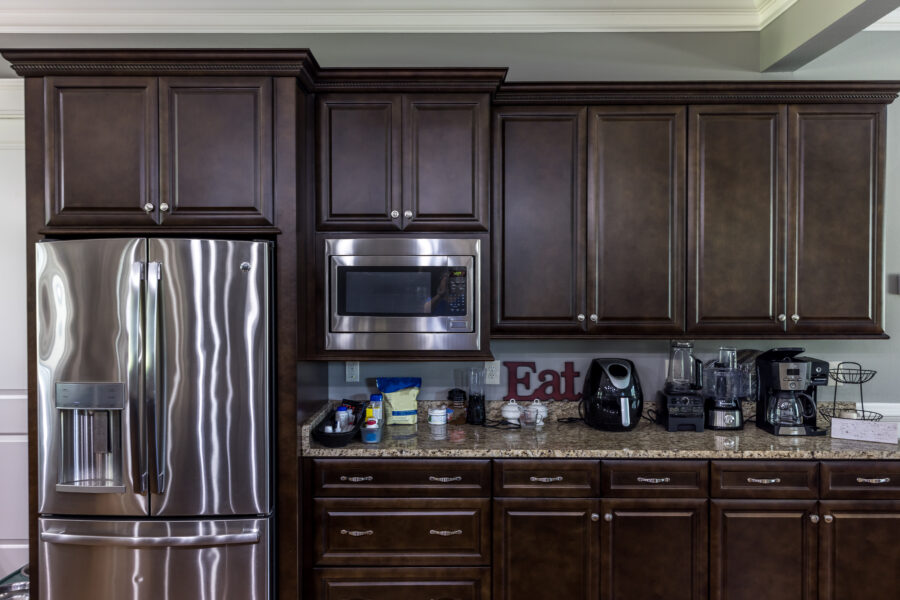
39, 517, 269, 600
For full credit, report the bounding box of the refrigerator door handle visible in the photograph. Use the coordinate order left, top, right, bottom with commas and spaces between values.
40, 528, 260, 548
146, 261, 167, 495
131, 261, 147, 494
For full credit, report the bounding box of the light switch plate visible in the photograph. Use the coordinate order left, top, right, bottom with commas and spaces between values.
485, 360, 502, 385
828, 361, 842, 386
345, 361, 359, 383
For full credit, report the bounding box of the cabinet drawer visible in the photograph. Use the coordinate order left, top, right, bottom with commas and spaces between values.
602, 460, 708, 497
313, 567, 491, 600
313, 459, 491, 497
493, 459, 600, 497
314, 498, 490, 566
711, 461, 818, 499
821, 461, 900, 499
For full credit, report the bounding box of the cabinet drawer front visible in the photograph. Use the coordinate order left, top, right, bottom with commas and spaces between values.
602, 460, 708, 497
821, 461, 900, 499
313, 459, 491, 497
313, 566, 490, 600
711, 461, 818, 499
493, 459, 600, 497
314, 498, 490, 566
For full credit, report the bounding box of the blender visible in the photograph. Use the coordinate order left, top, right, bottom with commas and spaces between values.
656, 341, 705, 432
703, 347, 745, 430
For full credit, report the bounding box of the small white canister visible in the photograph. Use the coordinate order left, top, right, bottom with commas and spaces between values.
428, 405, 449, 425
501, 399, 522, 424
524, 399, 548, 427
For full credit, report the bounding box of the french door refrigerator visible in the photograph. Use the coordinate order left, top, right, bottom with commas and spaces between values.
35, 238, 271, 600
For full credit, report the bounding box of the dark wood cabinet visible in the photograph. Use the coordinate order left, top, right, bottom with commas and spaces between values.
687, 105, 787, 334
158, 77, 274, 226
818, 500, 900, 600
587, 106, 685, 334
44, 76, 159, 227
492, 107, 588, 334
317, 93, 490, 231
788, 105, 885, 335
313, 566, 491, 600
493, 497, 600, 600
710, 499, 817, 600
600, 498, 708, 600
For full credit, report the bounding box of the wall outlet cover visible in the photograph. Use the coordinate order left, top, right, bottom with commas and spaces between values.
345, 361, 360, 383
485, 360, 501, 385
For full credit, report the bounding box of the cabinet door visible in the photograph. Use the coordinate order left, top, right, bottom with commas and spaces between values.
317, 94, 402, 230
587, 106, 685, 334
402, 94, 489, 231
819, 500, 900, 600
493, 107, 588, 334
600, 498, 708, 600
44, 76, 158, 226
788, 105, 885, 335
493, 497, 599, 600
159, 77, 273, 226
710, 499, 817, 600
687, 105, 787, 334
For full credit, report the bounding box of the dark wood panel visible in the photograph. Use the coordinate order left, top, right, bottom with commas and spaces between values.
788, 105, 885, 335
600, 498, 708, 600
587, 105, 685, 334
493, 497, 600, 600
820, 461, 900, 499
602, 460, 709, 498
492, 106, 588, 333
402, 94, 490, 231
317, 94, 402, 230
313, 458, 491, 497
711, 460, 818, 499
710, 499, 817, 600
44, 76, 158, 226
687, 105, 787, 334
159, 77, 274, 226
313, 566, 491, 600
819, 500, 900, 600
313, 497, 490, 566
493, 459, 600, 497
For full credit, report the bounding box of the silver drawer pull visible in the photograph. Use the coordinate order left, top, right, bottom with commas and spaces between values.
339, 529, 373, 537
637, 476, 671, 484
747, 477, 782, 485
530, 476, 564, 483
857, 477, 891, 485
429, 529, 463, 537
339, 476, 373, 483
429, 476, 463, 483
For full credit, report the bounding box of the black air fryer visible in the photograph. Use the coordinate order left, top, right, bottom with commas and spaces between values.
582, 359, 643, 432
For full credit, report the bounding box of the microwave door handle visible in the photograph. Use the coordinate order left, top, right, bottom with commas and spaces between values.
130, 261, 147, 494
146, 261, 167, 495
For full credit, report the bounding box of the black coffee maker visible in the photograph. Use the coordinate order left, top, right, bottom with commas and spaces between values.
756, 348, 828, 436
582, 359, 643, 432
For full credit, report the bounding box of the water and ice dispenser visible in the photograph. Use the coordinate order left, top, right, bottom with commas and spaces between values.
55, 383, 125, 493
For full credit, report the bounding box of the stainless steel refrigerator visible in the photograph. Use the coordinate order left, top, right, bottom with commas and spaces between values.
35, 238, 271, 600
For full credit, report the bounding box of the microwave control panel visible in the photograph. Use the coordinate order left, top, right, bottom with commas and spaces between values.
448, 269, 467, 315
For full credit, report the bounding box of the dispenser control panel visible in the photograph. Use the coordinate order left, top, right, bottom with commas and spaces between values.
56, 382, 125, 410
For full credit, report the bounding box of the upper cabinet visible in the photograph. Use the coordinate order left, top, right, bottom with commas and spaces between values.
5, 50, 317, 232
317, 93, 491, 231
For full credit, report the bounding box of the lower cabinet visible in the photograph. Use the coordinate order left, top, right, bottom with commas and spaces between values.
600, 498, 708, 600
493, 497, 600, 600
710, 499, 818, 600
313, 567, 491, 600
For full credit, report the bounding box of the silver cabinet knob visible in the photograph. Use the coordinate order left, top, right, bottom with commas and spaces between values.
791, 314, 800, 323
591, 513, 599, 522
404, 209, 414, 219
824, 515, 834, 523
159, 202, 169, 213
590, 314, 598, 323
778, 314, 786, 322
810, 514, 820, 523
390, 210, 400, 219
143, 203, 155, 213
577, 314, 585, 322
604, 513, 613, 522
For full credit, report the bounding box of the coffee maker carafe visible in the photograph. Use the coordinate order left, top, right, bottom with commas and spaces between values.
656, 341, 705, 432
755, 348, 828, 436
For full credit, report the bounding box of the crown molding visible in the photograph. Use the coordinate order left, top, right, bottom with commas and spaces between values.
0, 4, 801, 33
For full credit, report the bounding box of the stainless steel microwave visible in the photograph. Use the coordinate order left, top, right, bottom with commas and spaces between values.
325, 238, 481, 351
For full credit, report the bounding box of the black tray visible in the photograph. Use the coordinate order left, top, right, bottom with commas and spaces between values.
311, 400, 368, 448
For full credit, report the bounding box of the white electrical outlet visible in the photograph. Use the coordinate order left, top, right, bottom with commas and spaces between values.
828, 361, 842, 386
485, 360, 502, 385
345, 361, 360, 383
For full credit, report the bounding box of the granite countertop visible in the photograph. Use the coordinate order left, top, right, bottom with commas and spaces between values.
299, 400, 900, 460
